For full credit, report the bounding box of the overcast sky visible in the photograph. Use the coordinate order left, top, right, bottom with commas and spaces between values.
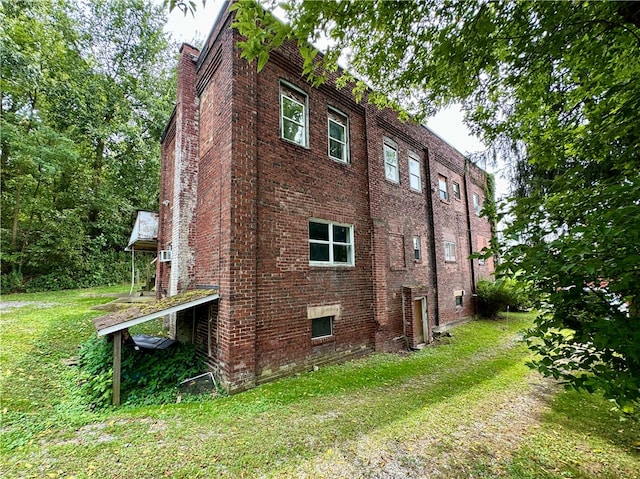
163, 1, 509, 195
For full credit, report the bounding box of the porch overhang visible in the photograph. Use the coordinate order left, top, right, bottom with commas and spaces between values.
94, 289, 219, 336
92, 289, 219, 406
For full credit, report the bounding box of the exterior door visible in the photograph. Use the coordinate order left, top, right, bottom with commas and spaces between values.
414, 297, 429, 345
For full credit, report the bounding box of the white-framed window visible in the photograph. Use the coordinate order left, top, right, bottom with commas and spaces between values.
444, 241, 456, 262
438, 175, 449, 201
309, 219, 354, 266
413, 236, 421, 261
453, 181, 461, 200
383, 138, 399, 183
280, 82, 308, 147
473, 193, 482, 216
328, 108, 349, 162
311, 315, 333, 339
408, 152, 422, 192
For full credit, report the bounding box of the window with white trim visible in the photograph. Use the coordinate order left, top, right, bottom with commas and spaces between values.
311, 315, 333, 339
438, 175, 449, 201
413, 236, 421, 261
309, 220, 354, 266
408, 153, 422, 192
453, 181, 461, 200
383, 139, 399, 183
473, 193, 482, 216
328, 108, 349, 162
280, 83, 308, 147
444, 241, 456, 262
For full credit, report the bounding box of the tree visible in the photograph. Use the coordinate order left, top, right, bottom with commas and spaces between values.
1, 0, 176, 291
230, 0, 640, 407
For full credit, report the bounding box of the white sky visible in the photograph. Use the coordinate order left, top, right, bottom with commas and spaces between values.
163, 1, 509, 195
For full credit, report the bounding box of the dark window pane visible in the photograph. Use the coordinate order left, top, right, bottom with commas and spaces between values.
329, 139, 343, 159
333, 225, 348, 243
312, 316, 333, 338
310, 243, 330, 262
329, 120, 344, 141
309, 221, 329, 241
333, 244, 349, 263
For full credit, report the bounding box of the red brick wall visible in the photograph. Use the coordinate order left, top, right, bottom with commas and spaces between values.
161, 6, 495, 391
248, 43, 376, 382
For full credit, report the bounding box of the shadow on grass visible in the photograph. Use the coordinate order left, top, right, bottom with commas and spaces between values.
545, 388, 640, 453
129, 318, 537, 477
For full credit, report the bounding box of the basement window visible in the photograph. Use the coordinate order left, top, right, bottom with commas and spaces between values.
311, 315, 334, 339
280, 82, 308, 147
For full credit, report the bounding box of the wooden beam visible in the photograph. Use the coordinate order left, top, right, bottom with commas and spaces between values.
112, 331, 122, 406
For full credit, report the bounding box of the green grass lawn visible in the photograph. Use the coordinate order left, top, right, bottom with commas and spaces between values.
1, 287, 638, 478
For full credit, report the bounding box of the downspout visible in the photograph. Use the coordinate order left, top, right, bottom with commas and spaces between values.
423, 148, 440, 326
463, 160, 477, 294
402, 292, 407, 344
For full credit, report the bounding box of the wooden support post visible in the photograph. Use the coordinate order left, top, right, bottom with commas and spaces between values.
112, 330, 122, 406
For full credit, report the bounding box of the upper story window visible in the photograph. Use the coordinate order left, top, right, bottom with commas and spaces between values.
328, 108, 349, 163
453, 182, 461, 200
438, 175, 449, 201
413, 236, 421, 261
408, 153, 422, 192
280, 82, 308, 147
309, 219, 354, 266
444, 241, 456, 262
383, 139, 399, 183
473, 193, 482, 216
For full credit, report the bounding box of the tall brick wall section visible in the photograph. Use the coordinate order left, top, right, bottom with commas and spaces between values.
158, 44, 201, 303
246, 44, 376, 383
364, 105, 436, 351
157, 118, 175, 298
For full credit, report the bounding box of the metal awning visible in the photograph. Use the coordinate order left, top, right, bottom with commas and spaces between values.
125, 210, 159, 252
94, 289, 219, 336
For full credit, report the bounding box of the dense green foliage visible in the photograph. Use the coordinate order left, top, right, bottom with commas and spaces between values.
76, 335, 203, 408
232, 0, 640, 407
1, 0, 175, 292
476, 278, 533, 319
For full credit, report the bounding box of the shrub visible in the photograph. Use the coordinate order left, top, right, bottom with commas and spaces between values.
75, 334, 204, 409
0, 270, 24, 294
476, 277, 534, 319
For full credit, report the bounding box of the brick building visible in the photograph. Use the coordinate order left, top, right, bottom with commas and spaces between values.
157, 2, 494, 392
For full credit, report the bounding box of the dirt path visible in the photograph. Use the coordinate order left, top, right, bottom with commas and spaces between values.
285, 375, 558, 478
0, 301, 57, 310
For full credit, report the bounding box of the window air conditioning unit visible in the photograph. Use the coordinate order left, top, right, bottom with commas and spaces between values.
159, 249, 172, 262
